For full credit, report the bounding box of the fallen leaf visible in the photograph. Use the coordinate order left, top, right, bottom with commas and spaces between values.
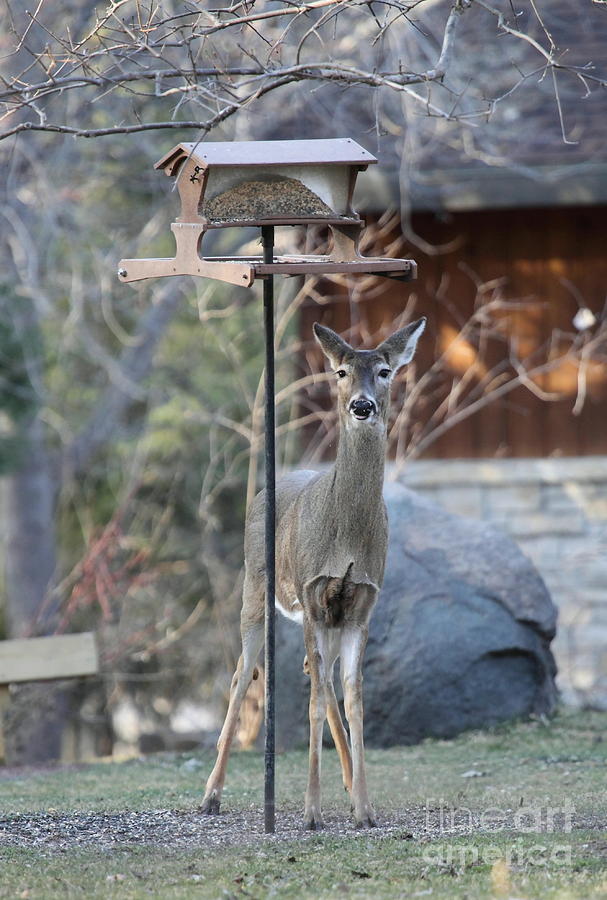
490, 858, 511, 896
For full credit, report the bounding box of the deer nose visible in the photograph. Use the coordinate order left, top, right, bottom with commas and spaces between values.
349, 398, 376, 420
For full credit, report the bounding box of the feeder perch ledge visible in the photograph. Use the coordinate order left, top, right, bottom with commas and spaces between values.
118, 138, 417, 286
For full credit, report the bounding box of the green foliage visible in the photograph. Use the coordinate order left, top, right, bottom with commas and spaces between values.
0, 293, 41, 473
0, 314, 37, 420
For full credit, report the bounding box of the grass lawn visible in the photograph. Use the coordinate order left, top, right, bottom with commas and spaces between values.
0, 708, 606, 898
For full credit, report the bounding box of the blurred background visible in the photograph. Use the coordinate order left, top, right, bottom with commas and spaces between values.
0, 0, 606, 765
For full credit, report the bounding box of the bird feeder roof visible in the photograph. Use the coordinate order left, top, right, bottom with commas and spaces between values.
155, 138, 376, 175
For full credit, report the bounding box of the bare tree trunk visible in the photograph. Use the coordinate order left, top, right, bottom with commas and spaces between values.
3, 413, 69, 765
5, 415, 58, 639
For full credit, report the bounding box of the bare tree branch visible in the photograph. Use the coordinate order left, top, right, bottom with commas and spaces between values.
2, 0, 604, 144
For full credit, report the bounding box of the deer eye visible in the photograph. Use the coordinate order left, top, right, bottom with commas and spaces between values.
379, 368, 391, 378
336, 369, 347, 379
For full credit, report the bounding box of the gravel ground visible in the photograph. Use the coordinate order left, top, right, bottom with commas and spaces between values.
0, 808, 421, 852
1, 806, 599, 854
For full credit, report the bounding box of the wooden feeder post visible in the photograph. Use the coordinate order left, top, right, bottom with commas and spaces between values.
118, 138, 417, 834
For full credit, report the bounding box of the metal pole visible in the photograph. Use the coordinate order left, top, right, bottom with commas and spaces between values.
262, 225, 276, 834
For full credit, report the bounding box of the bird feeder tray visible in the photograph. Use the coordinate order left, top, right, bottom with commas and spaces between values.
118, 139, 417, 287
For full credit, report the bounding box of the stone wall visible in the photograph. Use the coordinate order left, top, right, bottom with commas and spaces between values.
395, 456, 607, 709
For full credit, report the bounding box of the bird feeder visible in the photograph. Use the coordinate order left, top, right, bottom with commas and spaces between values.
117, 138, 417, 836
118, 138, 416, 286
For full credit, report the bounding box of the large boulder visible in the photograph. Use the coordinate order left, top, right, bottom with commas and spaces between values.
274, 482, 557, 749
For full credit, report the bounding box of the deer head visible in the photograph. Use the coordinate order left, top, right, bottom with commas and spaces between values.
314, 317, 426, 427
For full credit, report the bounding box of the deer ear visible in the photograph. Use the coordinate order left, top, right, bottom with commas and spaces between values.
377, 317, 426, 371
313, 323, 352, 368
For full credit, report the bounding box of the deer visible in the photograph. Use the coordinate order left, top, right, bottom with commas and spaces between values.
201, 316, 426, 828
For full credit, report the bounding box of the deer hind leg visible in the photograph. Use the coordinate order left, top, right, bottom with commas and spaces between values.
201, 614, 263, 815
340, 614, 376, 828
326, 676, 353, 795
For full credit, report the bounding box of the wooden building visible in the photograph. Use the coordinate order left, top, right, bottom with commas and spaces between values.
295, 2, 607, 462
301, 204, 607, 460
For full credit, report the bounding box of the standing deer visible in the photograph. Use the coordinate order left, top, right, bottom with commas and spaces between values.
201, 316, 426, 828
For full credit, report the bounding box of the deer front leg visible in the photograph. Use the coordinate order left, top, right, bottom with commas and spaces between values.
303, 654, 352, 795
303, 618, 334, 830
341, 621, 376, 828
201, 622, 263, 814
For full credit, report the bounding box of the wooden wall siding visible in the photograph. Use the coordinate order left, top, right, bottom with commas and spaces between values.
300, 206, 607, 459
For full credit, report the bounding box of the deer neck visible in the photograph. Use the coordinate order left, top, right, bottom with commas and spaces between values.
331, 417, 387, 522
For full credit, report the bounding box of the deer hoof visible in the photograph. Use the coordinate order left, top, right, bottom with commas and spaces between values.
303, 808, 324, 830
302, 655, 310, 676
200, 790, 221, 815
353, 806, 377, 829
